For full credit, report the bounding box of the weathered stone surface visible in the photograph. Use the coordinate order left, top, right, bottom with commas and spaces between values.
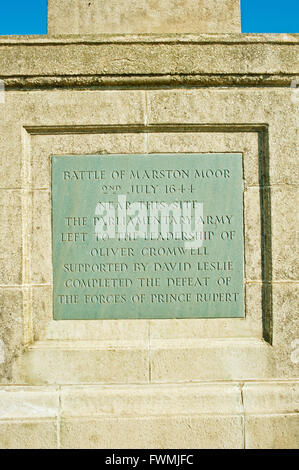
31, 190, 52, 284
12, 341, 149, 384
60, 383, 242, 417
60, 415, 244, 449
0, 382, 298, 448
243, 381, 299, 449
147, 89, 295, 125
0, 386, 59, 419
150, 339, 276, 382
271, 186, 299, 281
1, 91, 146, 128
0, 190, 22, 285
0, 37, 298, 78
147, 88, 299, 187
272, 283, 299, 378
11, 338, 277, 384
0, 289, 23, 383
0, 420, 57, 449
47, 0, 241, 35
0, 123, 24, 189
0, 387, 58, 448
245, 415, 299, 449
244, 187, 262, 281
243, 381, 299, 414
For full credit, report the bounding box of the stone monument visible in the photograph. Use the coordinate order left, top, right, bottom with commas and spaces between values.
0, 0, 298, 448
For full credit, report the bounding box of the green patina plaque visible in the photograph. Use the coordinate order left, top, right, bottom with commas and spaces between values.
52, 154, 244, 319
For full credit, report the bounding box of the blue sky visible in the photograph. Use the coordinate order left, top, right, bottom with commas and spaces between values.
0, 0, 298, 35
241, 0, 299, 33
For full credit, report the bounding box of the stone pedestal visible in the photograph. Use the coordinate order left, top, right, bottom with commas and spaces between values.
0, 0, 298, 449
48, 0, 241, 35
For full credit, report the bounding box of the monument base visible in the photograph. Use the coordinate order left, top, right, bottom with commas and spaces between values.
0, 381, 298, 448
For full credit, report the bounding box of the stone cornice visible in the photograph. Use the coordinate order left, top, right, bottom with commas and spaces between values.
0, 34, 298, 89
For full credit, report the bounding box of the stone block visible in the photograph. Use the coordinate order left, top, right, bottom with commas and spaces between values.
60, 383, 242, 417
150, 338, 275, 382
0, 123, 24, 189
12, 341, 149, 384
245, 414, 299, 449
0, 386, 59, 419
0, 190, 22, 285
0, 288, 23, 382
60, 415, 243, 449
243, 381, 299, 415
271, 186, 299, 280
0, 420, 57, 449
272, 283, 299, 378
47, 0, 241, 35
